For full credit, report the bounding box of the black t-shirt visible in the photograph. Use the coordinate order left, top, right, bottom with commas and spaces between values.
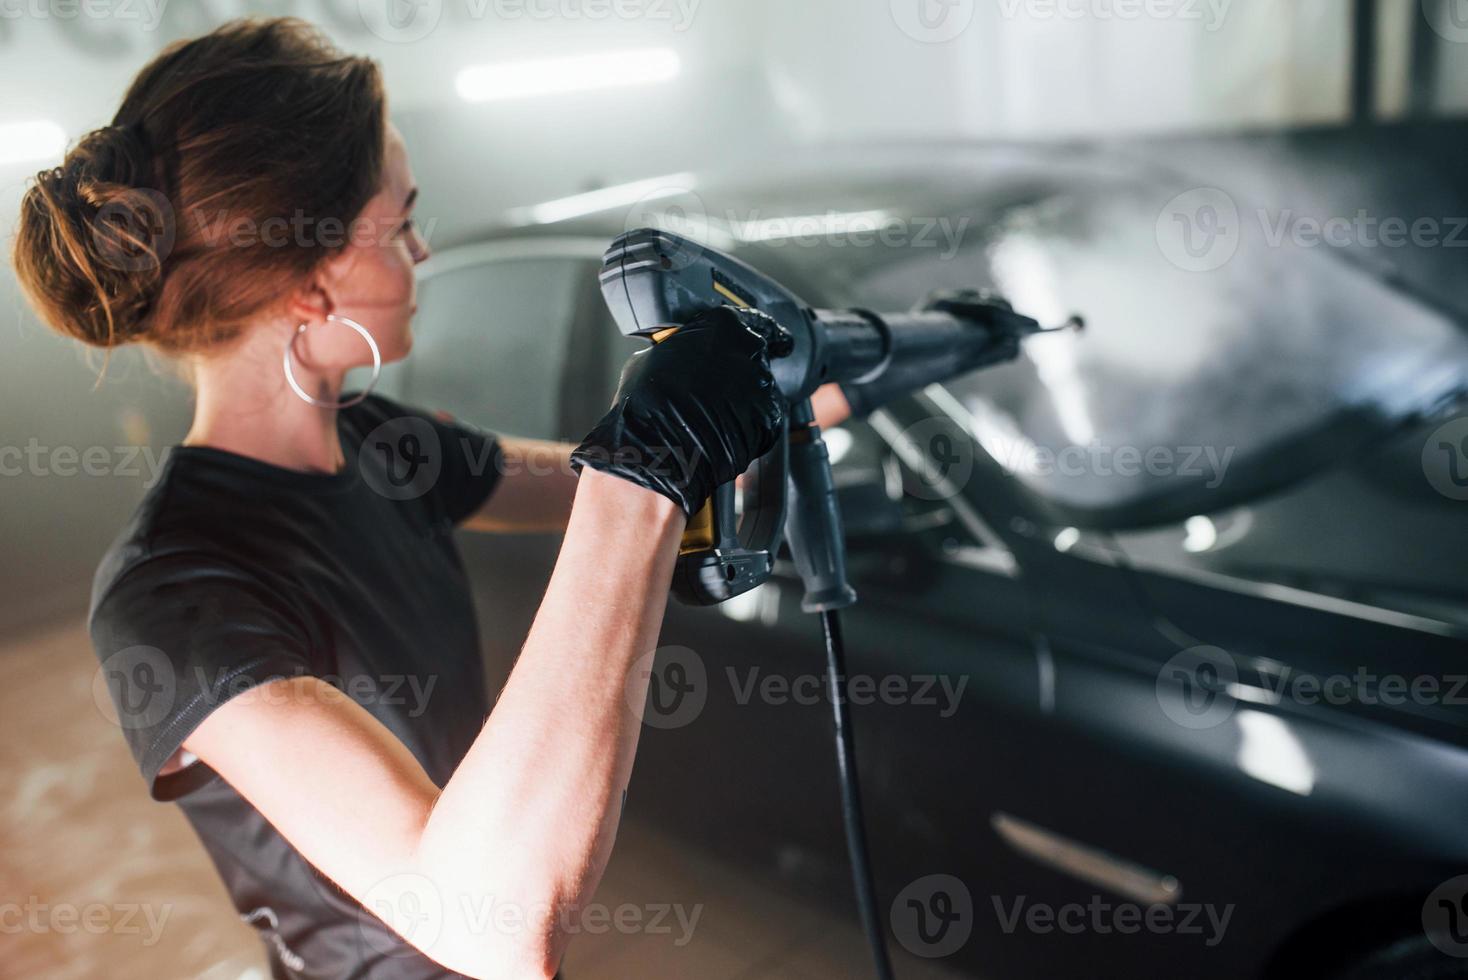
88, 393, 502, 979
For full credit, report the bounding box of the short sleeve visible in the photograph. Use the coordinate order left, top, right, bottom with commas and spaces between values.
88, 555, 318, 800
349, 394, 504, 527
419, 407, 504, 525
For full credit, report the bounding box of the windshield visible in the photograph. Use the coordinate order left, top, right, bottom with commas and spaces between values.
851, 177, 1468, 520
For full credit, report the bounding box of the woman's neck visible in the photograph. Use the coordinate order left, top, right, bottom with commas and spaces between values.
183, 319, 348, 475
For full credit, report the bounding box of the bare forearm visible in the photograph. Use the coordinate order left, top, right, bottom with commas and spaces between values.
464, 437, 578, 533
418, 469, 683, 969
468, 388, 844, 540
812, 382, 852, 429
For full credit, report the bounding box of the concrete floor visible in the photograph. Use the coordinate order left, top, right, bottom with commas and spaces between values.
2, 620, 967, 979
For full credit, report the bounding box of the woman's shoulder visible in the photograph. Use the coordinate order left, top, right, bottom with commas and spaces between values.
89, 495, 266, 631
89, 457, 189, 615
87, 448, 313, 627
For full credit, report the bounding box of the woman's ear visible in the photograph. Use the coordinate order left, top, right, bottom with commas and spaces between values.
285, 276, 333, 326
298, 244, 362, 320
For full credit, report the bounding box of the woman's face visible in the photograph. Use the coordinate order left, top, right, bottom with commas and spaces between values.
305, 124, 429, 368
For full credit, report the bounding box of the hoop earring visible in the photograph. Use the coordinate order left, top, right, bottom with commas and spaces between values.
283, 313, 382, 409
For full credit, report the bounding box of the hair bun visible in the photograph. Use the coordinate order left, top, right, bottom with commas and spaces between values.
13, 18, 387, 357
83, 121, 153, 188
13, 121, 173, 349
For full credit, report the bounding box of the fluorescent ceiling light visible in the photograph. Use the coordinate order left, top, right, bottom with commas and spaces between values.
505, 172, 697, 225
0, 120, 66, 167
457, 48, 681, 104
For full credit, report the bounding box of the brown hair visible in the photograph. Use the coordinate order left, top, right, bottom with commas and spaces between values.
11, 17, 386, 355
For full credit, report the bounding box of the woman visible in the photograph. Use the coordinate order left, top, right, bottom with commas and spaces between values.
12, 16, 890, 979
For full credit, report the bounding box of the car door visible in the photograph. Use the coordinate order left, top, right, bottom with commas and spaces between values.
1041, 415, 1468, 974
823, 407, 1067, 976
864, 392, 1214, 980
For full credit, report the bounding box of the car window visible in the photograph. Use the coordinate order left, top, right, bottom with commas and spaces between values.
839, 181, 1468, 625
850, 181, 1468, 520
381, 256, 585, 439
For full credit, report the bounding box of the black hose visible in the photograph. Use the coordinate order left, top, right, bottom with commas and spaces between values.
820, 608, 896, 980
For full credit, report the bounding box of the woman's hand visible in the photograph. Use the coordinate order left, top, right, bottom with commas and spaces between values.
465, 305, 789, 534
571, 304, 788, 516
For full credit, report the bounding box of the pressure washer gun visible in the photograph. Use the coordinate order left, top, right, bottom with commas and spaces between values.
599, 227, 1070, 612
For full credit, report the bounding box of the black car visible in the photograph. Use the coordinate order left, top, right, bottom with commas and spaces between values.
376, 122, 1468, 979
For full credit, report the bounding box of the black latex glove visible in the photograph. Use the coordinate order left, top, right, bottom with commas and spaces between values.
571, 305, 788, 516
839, 288, 1028, 420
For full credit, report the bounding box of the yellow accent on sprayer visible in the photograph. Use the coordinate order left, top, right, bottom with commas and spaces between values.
659, 279, 751, 555
712, 281, 751, 308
